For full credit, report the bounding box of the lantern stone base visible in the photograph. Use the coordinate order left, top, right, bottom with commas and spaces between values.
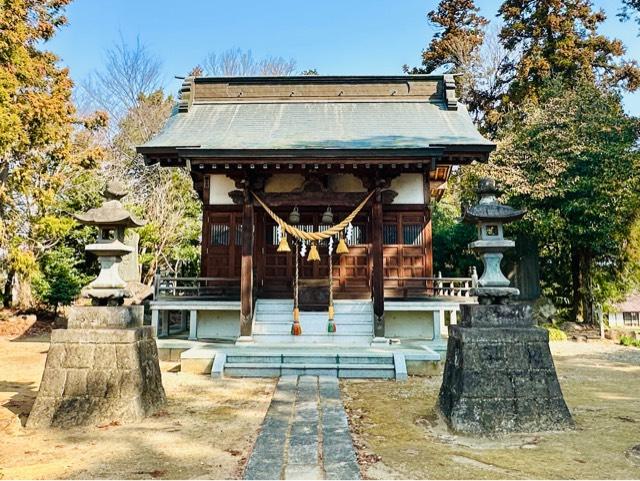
438, 303, 573, 434
27, 306, 165, 429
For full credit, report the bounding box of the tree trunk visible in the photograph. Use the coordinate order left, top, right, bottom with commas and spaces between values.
580, 250, 594, 325
570, 247, 594, 324
2, 269, 14, 307
571, 248, 581, 322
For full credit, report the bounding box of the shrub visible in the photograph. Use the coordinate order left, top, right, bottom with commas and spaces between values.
32, 246, 88, 312
620, 336, 640, 348
544, 325, 568, 341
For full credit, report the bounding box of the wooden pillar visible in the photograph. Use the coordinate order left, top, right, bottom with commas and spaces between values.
240, 188, 254, 337
372, 187, 385, 338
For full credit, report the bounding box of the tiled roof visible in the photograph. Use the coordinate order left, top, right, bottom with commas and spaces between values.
613, 294, 640, 312
140, 101, 493, 151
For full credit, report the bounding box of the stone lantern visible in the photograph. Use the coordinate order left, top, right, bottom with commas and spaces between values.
437, 177, 573, 434
75, 181, 145, 304
27, 180, 165, 429
463, 178, 524, 303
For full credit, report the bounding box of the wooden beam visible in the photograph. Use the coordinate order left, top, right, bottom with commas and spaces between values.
371, 187, 385, 338
240, 187, 254, 337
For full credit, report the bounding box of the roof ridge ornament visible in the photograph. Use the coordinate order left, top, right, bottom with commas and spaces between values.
443, 74, 458, 111
178, 76, 195, 112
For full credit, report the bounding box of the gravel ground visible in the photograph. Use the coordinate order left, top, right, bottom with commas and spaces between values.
342, 340, 640, 480
0, 334, 275, 480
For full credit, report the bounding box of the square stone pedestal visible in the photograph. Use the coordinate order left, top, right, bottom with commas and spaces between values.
27, 306, 166, 429
438, 303, 573, 434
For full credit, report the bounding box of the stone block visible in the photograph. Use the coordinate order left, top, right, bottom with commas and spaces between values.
39, 368, 66, 397
63, 369, 87, 397
116, 344, 139, 370
460, 303, 533, 328
67, 305, 143, 329
27, 318, 165, 429
93, 344, 117, 369
406, 360, 442, 376
181, 357, 213, 374
439, 303, 573, 434
52, 328, 140, 344
46, 343, 67, 366
86, 370, 109, 397
63, 343, 95, 369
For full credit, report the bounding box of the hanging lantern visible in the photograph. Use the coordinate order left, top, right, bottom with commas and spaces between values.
336, 233, 349, 254
277, 233, 291, 252
307, 242, 320, 262
288, 206, 300, 224
321, 206, 333, 225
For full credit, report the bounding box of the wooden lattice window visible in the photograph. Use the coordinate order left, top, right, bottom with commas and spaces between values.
383, 224, 398, 245
211, 224, 230, 246
402, 224, 424, 246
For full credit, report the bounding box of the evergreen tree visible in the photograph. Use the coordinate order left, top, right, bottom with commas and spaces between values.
407, 0, 487, 75
469, 80, 640, 324
405, 0, 492, 121
498, 0, 640, 108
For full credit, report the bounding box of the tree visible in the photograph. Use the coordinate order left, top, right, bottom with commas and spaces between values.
406, 0, 487, 75
619, 0, 640, 28
470, 80, 640, 324
0, 0, 105, 307
32, 246, 88, 313
405, 0, 487, 110
202, 48, 297, 76
80, 37, 163, 131
498, 0, 640, 109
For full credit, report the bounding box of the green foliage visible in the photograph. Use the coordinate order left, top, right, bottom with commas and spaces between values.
408, 0, 487, 74
496, 0, 640, 123
466, 79, 640, 322
32, 246, 88, 309
431, 197, 478, 277
543, 324, 568, 342
620, 335, 640, 348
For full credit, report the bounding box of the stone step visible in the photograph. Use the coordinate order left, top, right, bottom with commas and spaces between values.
255, 300, 373, 314
252, 321, 373, 335
251, 333, 373, 345
226, 354, 394, 364
253, 313, 372, 323
224, 363, 395, 379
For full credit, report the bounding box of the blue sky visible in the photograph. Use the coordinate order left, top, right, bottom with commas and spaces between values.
48, 0, 640, 114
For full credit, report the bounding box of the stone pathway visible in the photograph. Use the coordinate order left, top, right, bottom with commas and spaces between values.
244, 376, 361, 480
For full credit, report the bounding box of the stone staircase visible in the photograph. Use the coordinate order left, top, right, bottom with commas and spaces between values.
251, 299, 374, 346
222, 352, 397, 379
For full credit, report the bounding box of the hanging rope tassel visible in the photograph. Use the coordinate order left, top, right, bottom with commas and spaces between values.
277, 234, 291, 252
336, 234, 349, 255
291, 241, 302, 335
328, 240, 336, 333
307, 242, 320, 262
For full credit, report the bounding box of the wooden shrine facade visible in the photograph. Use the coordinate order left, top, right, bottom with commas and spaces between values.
138, 75, 495, 338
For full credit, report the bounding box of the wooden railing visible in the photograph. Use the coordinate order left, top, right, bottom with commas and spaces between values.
384, 275, 476, 299
154, 275, 240, 300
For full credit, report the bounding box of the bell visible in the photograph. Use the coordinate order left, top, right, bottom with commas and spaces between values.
277, 234, 291, 252
321, 207, 333, 225
307, 242, 321, 262
336, 234, 349, 254
289, 206, 300, 224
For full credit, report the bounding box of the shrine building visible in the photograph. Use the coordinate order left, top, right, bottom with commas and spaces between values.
137, 74, 494, 364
